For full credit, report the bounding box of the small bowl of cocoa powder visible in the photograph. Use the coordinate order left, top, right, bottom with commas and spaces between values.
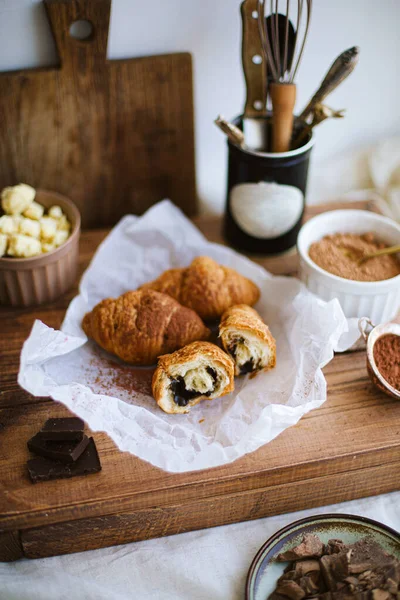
297, 210, 400, 324
359, 317, 400, 400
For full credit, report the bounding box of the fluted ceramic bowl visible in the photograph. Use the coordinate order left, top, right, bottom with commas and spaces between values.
0, 190, 80, 307
297, 210, 400, 324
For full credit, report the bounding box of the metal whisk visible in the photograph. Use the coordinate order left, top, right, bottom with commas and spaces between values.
258, 0, 312, 152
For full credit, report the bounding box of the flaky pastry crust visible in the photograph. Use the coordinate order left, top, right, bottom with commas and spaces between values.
82, 290, 210, 366
140, 256, 260, 321
152, 341, 235, 414
219, 304, 276, 377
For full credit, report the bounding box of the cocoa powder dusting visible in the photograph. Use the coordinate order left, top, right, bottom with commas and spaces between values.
84, 348, 154, 398
309, 232, 400, 282
373, 334, 400, 391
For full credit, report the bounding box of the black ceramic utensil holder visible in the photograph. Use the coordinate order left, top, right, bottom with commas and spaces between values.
224, 116, 314, 254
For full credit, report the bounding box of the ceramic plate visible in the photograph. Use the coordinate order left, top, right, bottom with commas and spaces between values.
246, 513, 400, 600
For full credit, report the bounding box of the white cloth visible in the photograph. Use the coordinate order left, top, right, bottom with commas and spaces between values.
1, 492, 399, 599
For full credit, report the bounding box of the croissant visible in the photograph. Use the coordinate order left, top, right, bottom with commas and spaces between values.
152, 341, 235, 414
140, 256, 260, 321
82, 290, 210, 366
219, 304, 276, 377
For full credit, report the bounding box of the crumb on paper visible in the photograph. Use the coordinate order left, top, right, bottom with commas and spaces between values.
199, 418, 205, 424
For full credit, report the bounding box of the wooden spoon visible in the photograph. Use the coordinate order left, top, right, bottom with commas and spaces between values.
358, 244, 400, 265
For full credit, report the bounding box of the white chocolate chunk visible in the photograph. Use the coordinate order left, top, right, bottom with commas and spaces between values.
40, 216, 58, 242
8, 234, 41, 258
1, 184, 36, 215
0, 215, 19, 235
41, 242, 56, 253
57, 214, 71, 231
54, 229, 69, 247
48, 205, 63, 219
19, 217, 41, 239
23, 201, 44, 221
184, 366, 215, 395
0, 233, 8, 257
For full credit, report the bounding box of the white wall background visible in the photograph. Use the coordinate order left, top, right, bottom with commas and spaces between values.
1, 0, 399, 213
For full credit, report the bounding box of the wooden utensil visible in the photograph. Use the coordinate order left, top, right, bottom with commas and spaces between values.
297, 47, 359, 123
214, 116, 245, 147
258, 0, 312, 153
0, 0, 196, 227
358, 244, 400, 265
241, 0, 268, 150
292, 103, 345, 148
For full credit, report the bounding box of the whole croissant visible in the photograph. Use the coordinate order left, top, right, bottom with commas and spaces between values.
140, 256, 260, 320
82, 290, 210, 365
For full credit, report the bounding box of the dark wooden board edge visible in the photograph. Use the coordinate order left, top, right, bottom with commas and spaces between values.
16, 458, 400, 560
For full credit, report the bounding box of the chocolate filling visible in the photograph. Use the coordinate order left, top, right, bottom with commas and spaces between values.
229, 338, 259, 375
240, 359, 255, 375
171, 367, 218, 407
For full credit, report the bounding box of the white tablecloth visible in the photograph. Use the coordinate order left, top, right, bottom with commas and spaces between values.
1, 491, 399, 599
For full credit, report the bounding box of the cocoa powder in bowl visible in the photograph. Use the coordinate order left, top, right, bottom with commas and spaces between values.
308, 232, 400, 282
373, 334, 400, 391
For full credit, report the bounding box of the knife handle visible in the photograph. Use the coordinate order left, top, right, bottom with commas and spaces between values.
241, 0, 267, 118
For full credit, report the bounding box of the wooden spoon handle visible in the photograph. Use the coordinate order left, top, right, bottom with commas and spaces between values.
270, 82, 296, 152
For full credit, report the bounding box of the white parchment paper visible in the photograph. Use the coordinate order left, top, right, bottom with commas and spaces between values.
18, 200, 358, 473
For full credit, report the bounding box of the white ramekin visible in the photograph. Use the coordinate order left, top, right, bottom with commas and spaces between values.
297, 210, 400, 324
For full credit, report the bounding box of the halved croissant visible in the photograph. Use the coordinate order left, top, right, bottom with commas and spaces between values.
152, 341, 235, 414
140, 256, 260, 321
219, 304, 276, 377
82, 290, 210, 365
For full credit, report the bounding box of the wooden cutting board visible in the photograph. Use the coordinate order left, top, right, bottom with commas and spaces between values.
0, 0, 196, 227
1, 201, 399, 562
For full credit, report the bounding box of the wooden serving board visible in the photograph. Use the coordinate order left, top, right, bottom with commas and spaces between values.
1, 201, 399, 562
0, 0, 196, 227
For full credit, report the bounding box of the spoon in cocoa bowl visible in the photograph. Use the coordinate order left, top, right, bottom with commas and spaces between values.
359, 315, 400, 400
358, 244, 400, 265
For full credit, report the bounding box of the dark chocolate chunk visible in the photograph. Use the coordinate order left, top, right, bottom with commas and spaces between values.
320, 552, 349, 591
170, 370, 217, 407
275, 580, 306, 600
347, 538, 395, 574
27, 433, 90, 463
240, 358, 255, 375
27, 437, 101, 483
39, 417, 84, 441
278, 534, 325, 561
325, 539, 347, 555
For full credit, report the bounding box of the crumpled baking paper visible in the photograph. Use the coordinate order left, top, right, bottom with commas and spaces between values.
18, 200, 359, 473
